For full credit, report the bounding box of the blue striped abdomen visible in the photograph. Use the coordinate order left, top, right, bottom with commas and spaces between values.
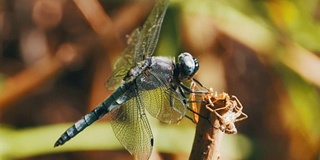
54, 83, 132, 147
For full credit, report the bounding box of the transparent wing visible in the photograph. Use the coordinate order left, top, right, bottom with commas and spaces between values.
139, 68, 187, 124
110, 88, 153, 160
106, 0, 170, 89
105, 29, 141, 89
142, 86, 186, 124
133, 0, 170, 63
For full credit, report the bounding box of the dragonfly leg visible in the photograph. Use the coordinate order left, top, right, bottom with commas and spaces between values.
189, 81, 199, 122
179, 83, 212, 125
192, 78, 210, 90
180, 83, 208, 95
185, 114, 197, 123
186, 105, 213, 126
178, 84, 187, 99
176, 83, 213, 126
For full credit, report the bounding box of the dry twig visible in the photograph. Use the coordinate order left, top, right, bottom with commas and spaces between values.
189, 89, 247, 160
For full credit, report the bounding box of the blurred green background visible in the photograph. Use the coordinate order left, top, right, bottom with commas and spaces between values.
0, 0, 319, 159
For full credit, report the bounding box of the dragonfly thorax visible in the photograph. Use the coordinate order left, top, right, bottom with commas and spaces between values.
177, 52, 199, 80
123, 57, 152, 83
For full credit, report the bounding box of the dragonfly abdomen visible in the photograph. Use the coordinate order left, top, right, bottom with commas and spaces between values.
54, 83, 132, 147
53, 103, 109, 147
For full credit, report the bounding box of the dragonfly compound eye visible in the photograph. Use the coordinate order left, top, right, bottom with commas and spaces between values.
178, 52, 199, 80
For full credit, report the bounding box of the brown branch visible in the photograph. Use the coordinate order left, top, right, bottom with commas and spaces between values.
189, 101, 223, 160
189, 91, 248, 160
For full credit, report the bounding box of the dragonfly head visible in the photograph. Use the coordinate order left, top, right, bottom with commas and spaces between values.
177, 52, 199, 80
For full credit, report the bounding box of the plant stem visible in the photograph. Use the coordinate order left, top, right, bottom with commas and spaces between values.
189, 94, 224, 160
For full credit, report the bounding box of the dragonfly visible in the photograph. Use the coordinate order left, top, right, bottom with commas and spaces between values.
54, 0, 203, 159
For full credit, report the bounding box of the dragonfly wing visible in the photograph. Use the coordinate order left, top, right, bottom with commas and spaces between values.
105, 29, 141, 89
133, 0, 170, 63
106, 0, 170, 89
142, 86, 186, 124
109, 88, 153, 160
138, 68, 187, 124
